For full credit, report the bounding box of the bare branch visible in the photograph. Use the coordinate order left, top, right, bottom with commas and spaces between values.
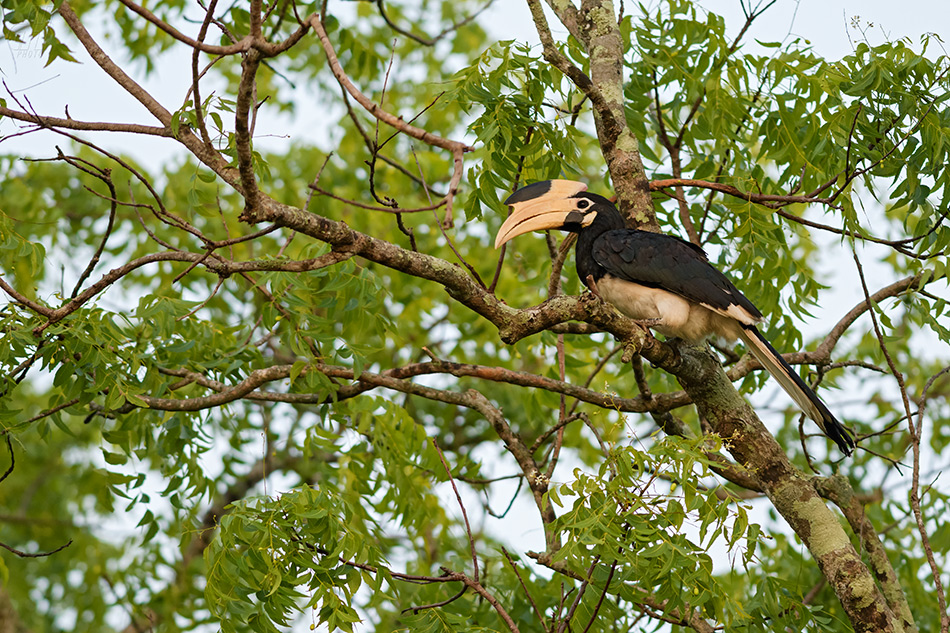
651, 69, 699, 243
114, 0, 251, 54
0, 539, 73, 558
815, 476, 918, 632
310, 17, 470, 154
433, 440, 480, 582
59, 2, 173, 124
812, 272, 933, 361
1, 249, 352, 334
57, 2, 237, 182
234, 49, 263, 213
374, 0, 495, 46
852, 239, 949, 633
293, 17, 470, 227
310, 185, 447, 213
0, 106, 172, 136
501, 548, 547, 628
0, 435, 13, 485
189, 0, 220, 149
112, 0, 311, 56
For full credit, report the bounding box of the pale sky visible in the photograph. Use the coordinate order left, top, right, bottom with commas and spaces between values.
0, 1, 944, 166
486, 1, 947, 57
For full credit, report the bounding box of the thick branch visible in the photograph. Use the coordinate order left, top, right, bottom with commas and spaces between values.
543, 0, 583, 43
527, 0, 657, 227
157, 359, 686, 413
137, 365, 290, 410
31, 8, 927, 629
674, 344, 901, 631
526, 0, 606, 115
59, 2, 172, 124
815, 476, 918, 633
234, 49, 263, 212
578, 0, 656, 228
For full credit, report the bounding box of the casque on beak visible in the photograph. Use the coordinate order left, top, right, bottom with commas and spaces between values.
494, 180, 589, 248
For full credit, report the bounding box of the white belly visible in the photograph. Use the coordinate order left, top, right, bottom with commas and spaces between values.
596, 276, 743, 343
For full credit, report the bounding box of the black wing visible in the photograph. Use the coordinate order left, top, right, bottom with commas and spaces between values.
591, 230, 763, 320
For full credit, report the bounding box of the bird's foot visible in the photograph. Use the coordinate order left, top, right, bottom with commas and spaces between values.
659, 337, 686, 368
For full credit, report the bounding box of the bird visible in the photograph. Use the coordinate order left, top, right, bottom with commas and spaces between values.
494, 179, 855, 456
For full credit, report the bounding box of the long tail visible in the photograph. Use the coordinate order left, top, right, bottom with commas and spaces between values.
736, 325, 855, 456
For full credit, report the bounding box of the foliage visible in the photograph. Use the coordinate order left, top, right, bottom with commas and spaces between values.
0, 0, 949, 632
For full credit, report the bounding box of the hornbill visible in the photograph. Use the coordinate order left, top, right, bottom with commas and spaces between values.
494, 179, 855, 456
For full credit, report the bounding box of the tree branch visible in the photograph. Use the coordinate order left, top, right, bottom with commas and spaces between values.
57, 2, 237, 181
815, 475, 918, 633
674, 343, 902, 631
0, 106, 172, 136
374, 0, 495, 46
6, 249, 352, 334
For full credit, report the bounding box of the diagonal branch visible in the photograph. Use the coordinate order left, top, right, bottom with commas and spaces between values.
543, 0, 583, 43
310, 17, 470, 154
304, 16, 470, 227
57, 2, 236, 181
525, 0, 605, 115
59, 2, 173, 124
374, 0, 495, 46
815, 476, 918, 633
1, 249, 351, 334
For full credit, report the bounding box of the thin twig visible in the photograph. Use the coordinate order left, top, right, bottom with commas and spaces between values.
0, 539, 73, 558
851, 238, 948, 632
0, 434, 14, 484
432, 439, 479, 582
374, 0, 495, 46
556, 556, 600, 633
501, 547, 546, 629
582, 560, 617, 633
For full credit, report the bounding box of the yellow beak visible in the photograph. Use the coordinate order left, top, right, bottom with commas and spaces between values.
494, 180, 588, 249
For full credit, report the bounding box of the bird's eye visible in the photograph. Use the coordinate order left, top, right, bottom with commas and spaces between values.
577, 199, 590, 210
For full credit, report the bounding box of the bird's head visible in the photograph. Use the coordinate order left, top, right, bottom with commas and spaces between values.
494, 180, 615, 248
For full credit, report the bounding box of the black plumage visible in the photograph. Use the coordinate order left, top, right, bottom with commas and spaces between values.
495, 179, 855, 456
586, 224, 762, 320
